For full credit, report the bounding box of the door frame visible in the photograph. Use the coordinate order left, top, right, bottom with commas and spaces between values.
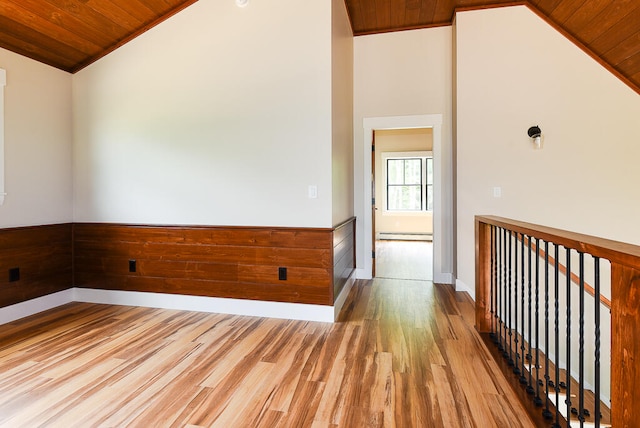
362, 114, 449, 282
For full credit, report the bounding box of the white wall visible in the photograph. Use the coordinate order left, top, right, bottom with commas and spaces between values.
455, 6, 640, 297
353, 27, 454, 279
0, 48, 73, 228
331, 0, 354, 226
72, 0, 334, 228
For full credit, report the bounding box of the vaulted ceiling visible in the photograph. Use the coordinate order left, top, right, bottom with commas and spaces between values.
345, 0, 640, 94
0, 0, 197, 73
0, 0, 638, 94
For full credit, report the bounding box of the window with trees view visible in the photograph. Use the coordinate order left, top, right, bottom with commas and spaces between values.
386, 156, 433, 211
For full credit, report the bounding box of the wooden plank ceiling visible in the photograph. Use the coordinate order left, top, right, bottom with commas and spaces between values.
0, 0, 197, 73
0, 0, 638, 94
345, 0, 640, 94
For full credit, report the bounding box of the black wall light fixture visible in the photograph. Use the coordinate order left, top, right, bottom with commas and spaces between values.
527, 125, 542, 149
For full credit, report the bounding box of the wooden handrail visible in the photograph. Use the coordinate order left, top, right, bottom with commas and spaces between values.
520, 236, 612, 310
475, 215, 640, 428
477, 215, 640, 271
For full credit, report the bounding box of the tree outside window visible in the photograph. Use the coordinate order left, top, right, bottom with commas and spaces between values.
386, 156, 433, 212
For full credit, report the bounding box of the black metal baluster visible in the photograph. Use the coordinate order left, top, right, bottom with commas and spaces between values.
534, 238, 543, 406
503, 228, 508, 354
499, 228, 506, 353
543, 241, 553, 420
594, 257, 601, 428
553, 244, 560, 426
490, 226, 496, 339
565, 248, 572, 428
493, 226, 499, 339
497, 228, 503, 348
578, 251, 585, 427
508, 231, 513, 365
497, 229, 501, 349
513, 232, 520, 376
520, 234, 527, 384
526, 236, 535, 394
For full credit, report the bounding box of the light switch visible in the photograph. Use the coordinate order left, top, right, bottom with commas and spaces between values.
308, 185, 318, 199
493, 187, 502, 198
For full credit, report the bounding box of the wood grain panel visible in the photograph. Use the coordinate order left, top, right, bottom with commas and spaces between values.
332, 218, 356, 301
563, 0, 613, 31
591, 5, 640, 55
548, 0, 587, 23
606, 34, 640, 68
579, 0, 639, 44
475, 219, 492, 332
611, 262, 640, 427
0, 224, 72, 308
73, 273, 332, 305
73, 223, 335, 306
0, 21, 81, 71
75, 242, 331, 268
1, 1, 101, 54
6, 0, 115, 47
0, 0, 197, 73
620, 51, 640, 78
73, 224, 332, 248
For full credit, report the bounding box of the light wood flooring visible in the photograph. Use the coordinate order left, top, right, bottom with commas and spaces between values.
375, 240, 433, 281
0, 249, 535, 427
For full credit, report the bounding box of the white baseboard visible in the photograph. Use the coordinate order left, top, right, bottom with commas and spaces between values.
0, 289, 74, 325
455, 279, 475, 299
1, 271, 362, 325
434, 272, 454, 285
0, 287, 342, 326
72, 288, 335, 323
354, 268, 371, 280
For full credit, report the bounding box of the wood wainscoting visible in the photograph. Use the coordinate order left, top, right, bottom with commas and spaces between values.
332, 217, 355, 300
0, 220, 355, 311
74, 220, 356, 306
0, 224, 73, 308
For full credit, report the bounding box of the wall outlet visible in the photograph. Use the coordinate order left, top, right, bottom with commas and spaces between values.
9, 267, 20, 282
278, 267, 287, 281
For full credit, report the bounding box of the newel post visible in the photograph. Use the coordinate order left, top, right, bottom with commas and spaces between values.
611, 263, 640, 427
475, 218, 492, 333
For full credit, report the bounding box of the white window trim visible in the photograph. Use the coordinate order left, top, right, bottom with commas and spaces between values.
381, 150, 432, 216
0, 68, 5, 206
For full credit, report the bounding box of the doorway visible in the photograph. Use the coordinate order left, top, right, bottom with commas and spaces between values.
373, 128, 433, 279
362, 114, 446, 282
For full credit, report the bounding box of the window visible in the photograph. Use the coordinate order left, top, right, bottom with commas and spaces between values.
386, 155, 433, 212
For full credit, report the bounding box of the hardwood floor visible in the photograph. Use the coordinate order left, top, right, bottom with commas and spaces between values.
375, 240, 433, 281
0, 283, 535, 426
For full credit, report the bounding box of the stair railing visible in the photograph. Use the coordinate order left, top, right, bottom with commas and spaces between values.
476, 215, 640, 427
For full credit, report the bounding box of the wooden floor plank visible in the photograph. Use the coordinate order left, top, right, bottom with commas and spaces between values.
0, 241, 536, 427
432, 363, 463, 428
